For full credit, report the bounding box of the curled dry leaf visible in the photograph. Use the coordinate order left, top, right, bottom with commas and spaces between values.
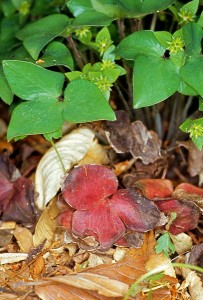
173, 183, 203, 211
156, 199, 200, 235
188, 243, 203, 269
42, 273, 129, 297
0, 253, 28, 264
170, 233, 193, 254
105, 110, 162, 164
59, 164, 161, 250
13, 225, 33, 253
0, 153, 36, 226
33, 197, 60, 248
134, 178, 174, 199
35, 127, 95, 210
178, 140, 203, 178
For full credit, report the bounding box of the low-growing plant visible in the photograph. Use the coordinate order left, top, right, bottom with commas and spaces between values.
0, 0, 203, 148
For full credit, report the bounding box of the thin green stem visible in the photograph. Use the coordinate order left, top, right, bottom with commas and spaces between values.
50, 140, 66, 174
124, 262, 203, 300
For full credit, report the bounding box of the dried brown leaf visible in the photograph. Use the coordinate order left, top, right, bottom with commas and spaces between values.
33, 197, 60, 248
35, 232, 177, 300
13, 225, 33, 252
105, 111, 162, 164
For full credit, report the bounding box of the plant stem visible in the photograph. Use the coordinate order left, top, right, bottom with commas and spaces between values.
114, 83, 133, 119
124, 262, 203, 300
117, 19, 125, 40
150, 13, 157, 31
67, 35, 84, 70
50, 140, 66, 174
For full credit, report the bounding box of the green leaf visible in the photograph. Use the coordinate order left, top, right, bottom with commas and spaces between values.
37, 41, 74, 69
180, 0, 199, 16
2, 60, 64, 100
7, 98, 64, 141
116, 0, 175, 17
153, 31, 172, 48
71, 11, 113, 27
133, 56, 180, 108
67, 0, 93, 17
180, 57, 203, 97
178, 79, 198, 96
182, 22, 203, 59
0, 67, 13, 104
198, 11, 203, 26
155, 232, 176, 257
44, 128, 62, 141
16, 14, 69, 59
180, 118, 203, 150
116, 31, 165, 60
63, 79, 115, 122
91, 0, 123, 18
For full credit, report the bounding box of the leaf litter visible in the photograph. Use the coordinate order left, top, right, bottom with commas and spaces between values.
0, 123, 203, 300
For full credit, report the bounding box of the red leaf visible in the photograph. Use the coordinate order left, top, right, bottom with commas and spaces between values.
0, 153, 36, 225
134, 179, 174, 200
59, 165, 161, 250
62, 165, 118, 210
110, 189, 160, 231
175, 183, 203, 195
156, 199, 200, 234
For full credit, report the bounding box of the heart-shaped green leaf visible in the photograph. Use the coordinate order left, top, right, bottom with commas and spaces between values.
7, 99, 64, 141
2, 60, 64, 100
64, 79, 115, 122
16, 14, 69, 59
133, 56, 180, 108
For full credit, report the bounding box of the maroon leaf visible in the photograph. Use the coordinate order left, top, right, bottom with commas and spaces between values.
62, 164, 118, 210
173, 183, 203, 211
156, 199, 200, 234
110, 189, 160, 231
0, 153, 36, 226
59, 164, 161, 250
133, 179, 174, 200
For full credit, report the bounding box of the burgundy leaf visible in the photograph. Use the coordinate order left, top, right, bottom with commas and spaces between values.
156, 199, 200, 234
62, 164, 118, 210
110, 189, 161, 231
0, 153, 36, 226
59, 164, 162, 250
134, 179, 174, 200
173, 183, 203, 211
72, 200, 126, 250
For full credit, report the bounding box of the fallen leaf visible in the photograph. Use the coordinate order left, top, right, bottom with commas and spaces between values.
173, 183, 203, 211
13, 225, 33, 252
35, 127, 95, 209
0, 253, 28, 264
43, 273, 129, 297
0, 153, 36, 226
59, 165, 161, 250
181, 268, 203, 300
178, 140, 203, 179
134, 179, 174, 199
35, 232, 177, 300
105, 110, 162, 164
78, 140, 109, 166
130, 121, 162, 164
33, 197, 60, 248
156, 199, 201, 234
105, 110, 133, 153
170, 233, 193, 254
188, 243, 203, 268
